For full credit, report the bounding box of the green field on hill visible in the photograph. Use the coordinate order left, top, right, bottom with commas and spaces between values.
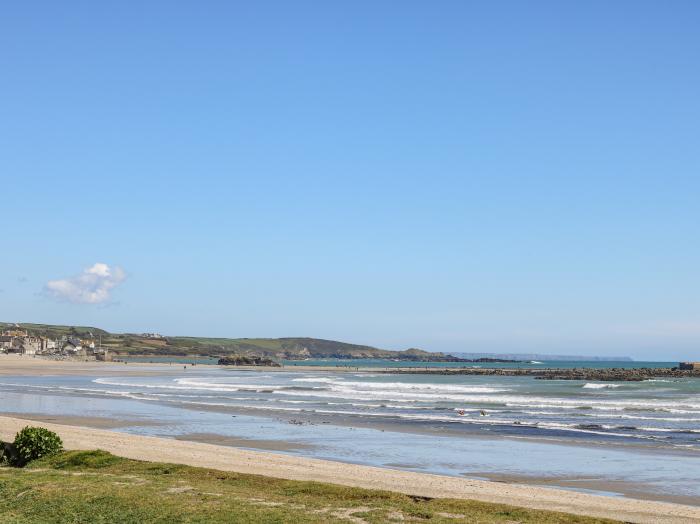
0, 322, 459, 361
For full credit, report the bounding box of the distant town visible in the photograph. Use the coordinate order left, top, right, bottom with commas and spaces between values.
0, 323, 119, 360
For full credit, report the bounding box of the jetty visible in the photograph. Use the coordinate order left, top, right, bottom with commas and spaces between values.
377, 366, 700, 381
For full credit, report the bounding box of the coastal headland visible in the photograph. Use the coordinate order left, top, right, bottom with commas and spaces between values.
0, 321, 477, 362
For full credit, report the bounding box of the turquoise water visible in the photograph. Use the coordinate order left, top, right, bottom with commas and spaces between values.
281, 358, 677, 369
120, 356, 679, 369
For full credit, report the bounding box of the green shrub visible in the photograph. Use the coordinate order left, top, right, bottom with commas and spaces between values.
12, 426, 63, 466
44, 450, 124, 470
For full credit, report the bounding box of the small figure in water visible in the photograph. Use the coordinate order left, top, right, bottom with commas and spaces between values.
457, 409, 466, 416
480, 409, 487, 416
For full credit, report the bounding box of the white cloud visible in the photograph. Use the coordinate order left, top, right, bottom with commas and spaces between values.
45, 263, 126, 304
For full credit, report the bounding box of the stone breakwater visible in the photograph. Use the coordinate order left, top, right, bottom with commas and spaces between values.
380, 367, 700, 381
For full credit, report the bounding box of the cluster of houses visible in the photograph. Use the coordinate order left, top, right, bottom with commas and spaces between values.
0, 325, 111, 360
140, 332, 164, 339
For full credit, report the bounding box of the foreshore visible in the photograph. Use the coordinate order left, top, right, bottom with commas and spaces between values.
0, 415, 699, 523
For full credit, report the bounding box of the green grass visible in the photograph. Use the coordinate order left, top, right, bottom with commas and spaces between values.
0, 323, 109, 339
0, 450, 619, 524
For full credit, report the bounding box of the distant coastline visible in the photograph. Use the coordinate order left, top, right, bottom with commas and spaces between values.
453, 352, 634, 362
0, 321, 467, 362
2, 321, 639, 365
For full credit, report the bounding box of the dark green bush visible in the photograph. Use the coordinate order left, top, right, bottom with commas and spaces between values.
12, 426, 63, 466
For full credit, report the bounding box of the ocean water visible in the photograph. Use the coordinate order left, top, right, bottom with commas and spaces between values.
121, 357, 679, 370
92, 370, 700, 448
2, 366, 700, 502
283, 358, 679, 369
3, 367, 699, 448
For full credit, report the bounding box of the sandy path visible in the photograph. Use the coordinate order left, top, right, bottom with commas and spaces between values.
1, 416, 698, 523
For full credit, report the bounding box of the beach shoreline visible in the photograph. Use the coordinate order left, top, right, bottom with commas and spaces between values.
2, 354, 698, 455
3, 353, 700, 515
3, 407, 698, 504
0, 414, 698, 523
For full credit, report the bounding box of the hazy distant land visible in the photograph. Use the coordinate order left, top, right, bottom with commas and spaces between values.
453, 352, 634, 362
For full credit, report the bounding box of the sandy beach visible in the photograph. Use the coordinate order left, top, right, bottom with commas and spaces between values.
0, 415, 699, 523
0, 354, 182, 376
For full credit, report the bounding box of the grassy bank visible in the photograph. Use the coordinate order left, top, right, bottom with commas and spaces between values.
0, 450, 616, 524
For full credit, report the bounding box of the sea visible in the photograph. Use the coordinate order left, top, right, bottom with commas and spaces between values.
2, 358, 699, 503
123, 357, 678, 369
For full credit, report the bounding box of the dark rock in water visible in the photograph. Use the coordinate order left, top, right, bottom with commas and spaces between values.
575, 424, 604, 430
217, 356, 281, 367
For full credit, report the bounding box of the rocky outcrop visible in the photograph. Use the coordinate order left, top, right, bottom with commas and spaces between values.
217, 356, 281, 367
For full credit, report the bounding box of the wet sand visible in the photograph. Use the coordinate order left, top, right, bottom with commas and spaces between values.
0, 414, 698, 523
0, 354, 180, 376
161, 392, 700, 460
0, 412, 160, 430
469, 471, 700, 508
174, 432, 314, 451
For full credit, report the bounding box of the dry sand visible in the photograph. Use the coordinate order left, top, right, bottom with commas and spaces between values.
174, 432, 314, 451
1, 415, 699, 523
0, 354, 458, 375
0, 354, 179, 376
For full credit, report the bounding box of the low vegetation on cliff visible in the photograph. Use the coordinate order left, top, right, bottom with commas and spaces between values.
0, 322, 465, 362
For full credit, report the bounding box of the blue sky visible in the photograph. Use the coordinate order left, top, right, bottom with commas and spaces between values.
1, 2, 699, 359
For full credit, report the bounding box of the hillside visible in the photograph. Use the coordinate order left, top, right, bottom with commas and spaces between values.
0, 322, 465, 362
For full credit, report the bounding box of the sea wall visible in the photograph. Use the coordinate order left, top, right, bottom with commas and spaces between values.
382, 367, 700, 381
